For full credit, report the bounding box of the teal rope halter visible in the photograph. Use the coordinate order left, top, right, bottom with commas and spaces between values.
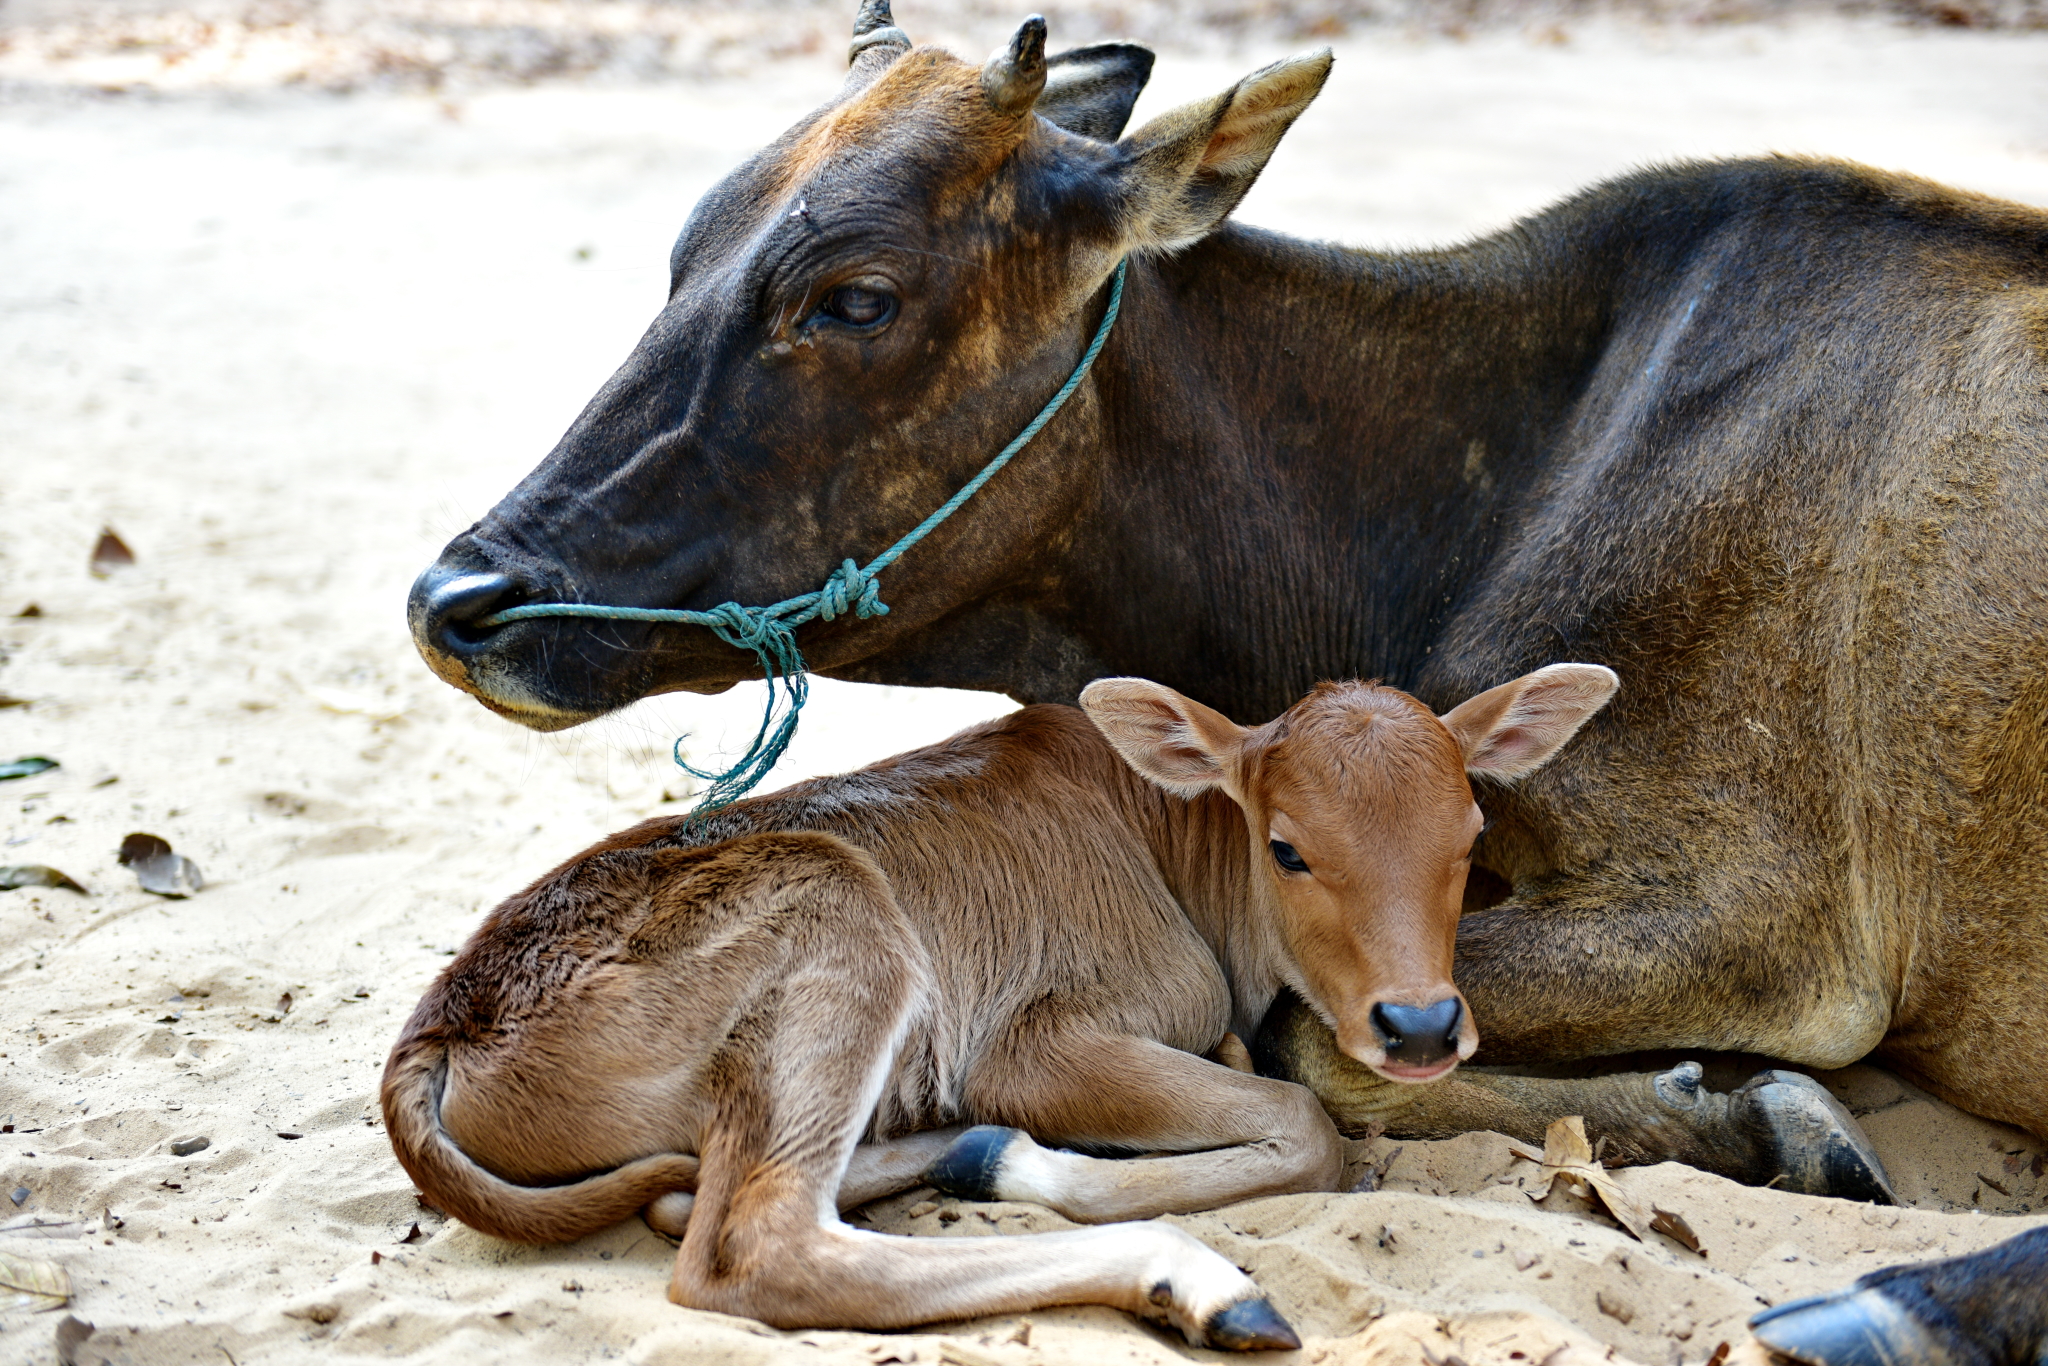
480, 258, 1129, 816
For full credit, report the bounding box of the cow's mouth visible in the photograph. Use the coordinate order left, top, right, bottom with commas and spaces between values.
469, 688, 601, 733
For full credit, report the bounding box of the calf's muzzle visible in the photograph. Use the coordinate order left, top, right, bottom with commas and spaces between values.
1371, 997, 1464, 1071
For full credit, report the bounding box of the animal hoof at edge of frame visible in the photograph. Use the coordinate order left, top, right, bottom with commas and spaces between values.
1733, 1070, 1897, 1204
1204, 1296, 1301, 1352
1753, 1227, 2048, 1366
924, 1125, 1018, 1202
1750, 1288, 1954, 1366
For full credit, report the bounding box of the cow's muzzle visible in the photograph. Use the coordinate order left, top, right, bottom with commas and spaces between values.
406, 558, 604, 730
410, 560, 530, 664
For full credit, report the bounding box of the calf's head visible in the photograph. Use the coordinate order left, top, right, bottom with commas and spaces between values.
1082, 664, 1619, 1083
409, 2, 1333, 729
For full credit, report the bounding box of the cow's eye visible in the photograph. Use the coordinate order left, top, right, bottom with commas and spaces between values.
813, 285, 895, 329
1270, 840, 1309, 875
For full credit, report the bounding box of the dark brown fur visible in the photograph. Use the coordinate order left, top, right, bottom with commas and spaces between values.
408, 20, 2048, 1146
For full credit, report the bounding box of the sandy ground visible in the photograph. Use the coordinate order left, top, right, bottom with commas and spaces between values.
5, 12, 2048, 1365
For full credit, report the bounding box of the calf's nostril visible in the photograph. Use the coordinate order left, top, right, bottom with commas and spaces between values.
1372, 997, 1463, 1065
1369, 1002, 1406, 1054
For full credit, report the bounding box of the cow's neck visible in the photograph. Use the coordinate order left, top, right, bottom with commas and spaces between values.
1049, 223, 1611, 720
829, 218, 1612, 718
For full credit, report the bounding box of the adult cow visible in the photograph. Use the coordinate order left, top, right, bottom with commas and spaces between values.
408, 4, 2048, 1355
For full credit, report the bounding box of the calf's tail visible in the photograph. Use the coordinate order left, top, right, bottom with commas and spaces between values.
380, 1038, 698, 1246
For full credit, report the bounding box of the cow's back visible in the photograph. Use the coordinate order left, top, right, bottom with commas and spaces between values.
1429, 158, 2048, 1099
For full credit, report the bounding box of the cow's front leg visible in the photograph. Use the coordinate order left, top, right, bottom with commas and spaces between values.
1751, 1226, 2048, 1366
1255, 990, 1894, 1202
1451, 868, 1893, 1070
926, 1030, 1346, 1223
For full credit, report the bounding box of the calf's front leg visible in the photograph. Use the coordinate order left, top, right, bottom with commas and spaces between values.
925, 1030, 1346, 1222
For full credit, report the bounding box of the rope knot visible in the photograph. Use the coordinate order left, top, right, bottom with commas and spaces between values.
702, 602, 783, 653
816, 558, 890, 622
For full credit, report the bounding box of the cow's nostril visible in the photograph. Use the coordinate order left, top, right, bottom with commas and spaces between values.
1371, 998, 1463, 1066
412, 565, 529, 652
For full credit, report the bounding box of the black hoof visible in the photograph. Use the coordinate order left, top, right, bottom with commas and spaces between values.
924, 1125, 1016, 1202
1205, 1296, 1301, 1352
1737, 1070, 1898, 1204
1750, 1287, 1948, 1366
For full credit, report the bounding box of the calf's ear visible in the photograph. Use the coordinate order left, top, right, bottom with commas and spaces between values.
1113, 49, 1332, 252
1440, 663, 1619, 781
1080, 677, 1245, 797
1037, 43, 1154, 140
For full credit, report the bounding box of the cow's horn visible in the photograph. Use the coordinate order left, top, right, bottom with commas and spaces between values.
982, 15, 1048, 117
848, 0, 909, 65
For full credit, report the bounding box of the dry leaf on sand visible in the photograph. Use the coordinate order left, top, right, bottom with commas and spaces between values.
89, 527, 135, 577
0, 1249, 72, 1312
55, 1315, 95, 1366
117, 832, 204, 898
1508, 1116, 1655, 1242
1650, 1205, 1707, 1255
1351, 1144, 1405, 1194
0, 865, 87, 894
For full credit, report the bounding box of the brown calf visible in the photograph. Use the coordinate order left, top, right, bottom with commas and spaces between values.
381, 665, 1614, 1345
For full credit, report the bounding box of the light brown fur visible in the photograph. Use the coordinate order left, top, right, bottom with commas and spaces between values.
381, 669, 1611, 1343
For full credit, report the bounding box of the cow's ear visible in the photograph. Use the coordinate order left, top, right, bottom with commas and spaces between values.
1036, 43, 1154, 140
1440, 664, 1619, 781
1081, 677, 1245, 798
1113, 49, 1331, 252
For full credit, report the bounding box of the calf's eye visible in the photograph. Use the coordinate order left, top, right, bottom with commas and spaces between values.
814, 285, 895, 329
1270, 840, 1309, 874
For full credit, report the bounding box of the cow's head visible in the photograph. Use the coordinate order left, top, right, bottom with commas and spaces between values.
409, 1, 1332, 730
1081, 664, 1619, 1082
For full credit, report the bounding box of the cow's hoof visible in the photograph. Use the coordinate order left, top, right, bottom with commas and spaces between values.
924, 1125, 1018, 1202
1734, 1070, 1896, 1204
1204, 1296, 1301, 1352
1750, 1287, 1956, 1366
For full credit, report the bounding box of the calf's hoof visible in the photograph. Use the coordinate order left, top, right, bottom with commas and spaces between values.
1732, 1070, 1896, 1204
925, 1125, 1020, 1202
1751, 1288, 1954, 1366
1204, 1296, 1301, 1352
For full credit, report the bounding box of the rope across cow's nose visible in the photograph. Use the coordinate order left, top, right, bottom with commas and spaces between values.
475, 259, 1129, 819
